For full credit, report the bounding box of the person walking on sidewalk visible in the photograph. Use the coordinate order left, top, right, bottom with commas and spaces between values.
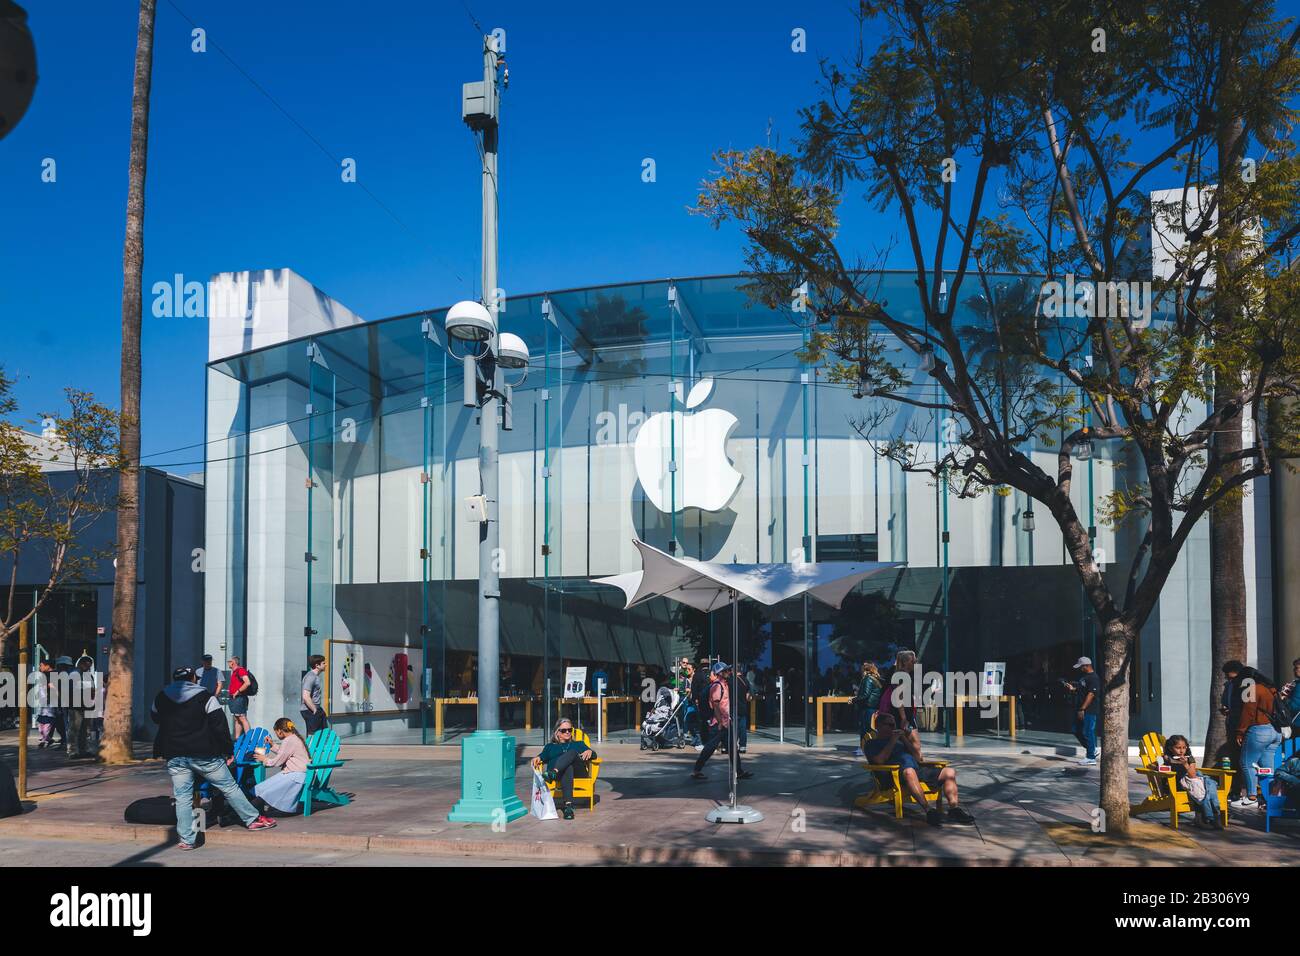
1064, 657, 1100, 766
300, 655, 328, 734
226, 656, 252, 739
35, 659, 56, 749
690, 662, 752, 781
689, 658, 711, 750
152, 666, 277, 850
65, 655, 97, 759
854, 661, 884, 757
1231, 667, 1283, 811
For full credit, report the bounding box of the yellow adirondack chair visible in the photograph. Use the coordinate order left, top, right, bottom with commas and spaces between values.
1130, 731, 1233, 829
544, 727, 601, 811
856, 735, 949, 819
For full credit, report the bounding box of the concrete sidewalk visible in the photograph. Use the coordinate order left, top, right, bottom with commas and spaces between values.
3, 735, 1298, 866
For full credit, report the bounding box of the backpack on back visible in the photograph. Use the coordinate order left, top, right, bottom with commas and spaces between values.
243, 670, 259, 697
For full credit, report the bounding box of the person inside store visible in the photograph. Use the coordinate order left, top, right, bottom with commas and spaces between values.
532, 717, 595, 820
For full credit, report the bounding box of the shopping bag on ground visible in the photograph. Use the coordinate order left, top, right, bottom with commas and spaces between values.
531, 769, 558, 820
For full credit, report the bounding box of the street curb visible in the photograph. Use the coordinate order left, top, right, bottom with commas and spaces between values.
0, 817, 1077, 867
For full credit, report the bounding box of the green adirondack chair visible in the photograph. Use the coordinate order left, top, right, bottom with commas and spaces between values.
301, 728, 349, 817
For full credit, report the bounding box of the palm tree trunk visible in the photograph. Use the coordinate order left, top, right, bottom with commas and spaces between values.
100, 0, 156, 764
1204, 92, 1249, 773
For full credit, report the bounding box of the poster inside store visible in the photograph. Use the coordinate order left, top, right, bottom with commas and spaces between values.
330, 642, 424, 714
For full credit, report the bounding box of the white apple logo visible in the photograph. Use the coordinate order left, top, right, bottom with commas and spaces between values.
633, 378, 742, 512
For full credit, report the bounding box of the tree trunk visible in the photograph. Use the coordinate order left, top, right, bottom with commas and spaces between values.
100, 0, 156, 765
1205, 384, 1247, 768
1099, 616, 1136, 834
1204, 100, 1248, 770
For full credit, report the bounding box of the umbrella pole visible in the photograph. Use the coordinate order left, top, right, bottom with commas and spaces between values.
730, 589, 738, 810
705, 588, 763, 824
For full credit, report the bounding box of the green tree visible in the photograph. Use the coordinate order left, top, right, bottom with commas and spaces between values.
697, 0, 1300, 831
0, 370, 123, 668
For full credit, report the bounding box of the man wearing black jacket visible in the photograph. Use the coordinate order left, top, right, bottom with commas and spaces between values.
152, 667, 277, 850
690, 659, 712, 750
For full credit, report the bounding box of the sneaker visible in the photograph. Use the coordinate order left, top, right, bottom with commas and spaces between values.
177, 841, 197, 851
739, 746, 747, 754
693, 745, 704, 752
690, 771, 706, 780
1077, 757, 1098, 766
926, 809, 944, 827
946, 806, 976, 827
562, 804, 575, 821
1229, 796, 1257, 810
737, 770, 753, 780
542, 769, 557, 784
246, 815, 278, 831
854, 748, 865, 757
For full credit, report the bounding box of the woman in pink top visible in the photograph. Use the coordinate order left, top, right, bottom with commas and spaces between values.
252, 718, 310, 814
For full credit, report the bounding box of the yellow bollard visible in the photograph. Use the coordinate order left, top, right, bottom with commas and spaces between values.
17, 620, 29, 800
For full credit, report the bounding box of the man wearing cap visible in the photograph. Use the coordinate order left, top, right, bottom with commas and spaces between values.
690, 661, 753, 781
152, 666, 278, 850
1063, 657, 1101, 766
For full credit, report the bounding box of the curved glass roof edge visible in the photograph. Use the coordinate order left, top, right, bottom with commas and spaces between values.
205, 269, 1093, 371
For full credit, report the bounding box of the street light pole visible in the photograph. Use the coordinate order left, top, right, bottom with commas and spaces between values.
478, 34, 500, 735
447, 33, 527, 824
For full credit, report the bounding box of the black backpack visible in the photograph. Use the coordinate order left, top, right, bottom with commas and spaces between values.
243, 670, 259, 697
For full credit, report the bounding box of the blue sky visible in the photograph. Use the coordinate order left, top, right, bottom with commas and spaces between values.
2, 0, 893, 465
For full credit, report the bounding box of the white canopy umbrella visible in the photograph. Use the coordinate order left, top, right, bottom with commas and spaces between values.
594, 539, 901, 824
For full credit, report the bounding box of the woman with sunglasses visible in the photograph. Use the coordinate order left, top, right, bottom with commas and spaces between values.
532, 718, 595, 820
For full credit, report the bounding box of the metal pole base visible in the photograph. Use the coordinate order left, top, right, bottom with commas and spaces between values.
706, 804, 765, 824
447, 730, 528, 824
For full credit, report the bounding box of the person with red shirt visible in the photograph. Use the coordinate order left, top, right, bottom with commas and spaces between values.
227, 656, 252, 739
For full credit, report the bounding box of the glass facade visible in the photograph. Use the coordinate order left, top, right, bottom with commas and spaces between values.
204, 273, 1246, 746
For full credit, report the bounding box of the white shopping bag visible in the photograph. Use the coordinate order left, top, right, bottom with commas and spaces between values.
531, 769, 558, 821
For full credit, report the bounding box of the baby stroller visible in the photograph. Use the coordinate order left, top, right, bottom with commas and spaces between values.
641, 686, 687, 750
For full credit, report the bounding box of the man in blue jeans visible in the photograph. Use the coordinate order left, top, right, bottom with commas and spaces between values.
151, 667, 277, 850
1064, 656, 1101, 766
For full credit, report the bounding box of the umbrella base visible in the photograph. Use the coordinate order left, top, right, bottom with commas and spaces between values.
706, 804, 764, 824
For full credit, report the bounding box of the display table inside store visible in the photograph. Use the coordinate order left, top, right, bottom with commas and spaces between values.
954, 695, 1017, 739
427, 696, 532, 739
555, 696, 642, 736
808, 696, 855, 738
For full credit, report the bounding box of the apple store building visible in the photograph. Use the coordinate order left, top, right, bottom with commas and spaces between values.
203, 270, 1280, 746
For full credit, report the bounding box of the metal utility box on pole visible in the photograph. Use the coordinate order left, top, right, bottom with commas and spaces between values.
447, 33, 527, 825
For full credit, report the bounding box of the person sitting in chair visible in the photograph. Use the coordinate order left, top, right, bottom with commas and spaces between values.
532, 718, 595, 820
1162, 734, 1222, 828
252, 718, 311, 816
863, 712, 975, 828
1267, 747, 1300, 802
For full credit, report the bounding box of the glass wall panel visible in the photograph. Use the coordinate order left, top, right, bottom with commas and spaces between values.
206, 275, 1161, 747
